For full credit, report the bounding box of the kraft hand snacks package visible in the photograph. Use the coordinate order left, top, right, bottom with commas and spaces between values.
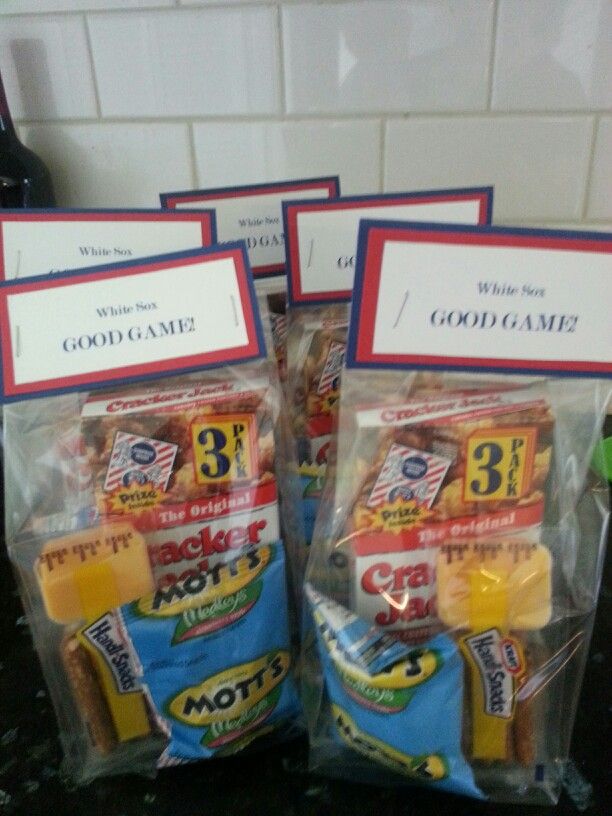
302, 221, 611, 804
283, 188, 493, 556
160, 177, 341, 384
2, 244, 303, 782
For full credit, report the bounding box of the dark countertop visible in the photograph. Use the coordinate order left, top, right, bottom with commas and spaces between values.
1, 515, 610, 816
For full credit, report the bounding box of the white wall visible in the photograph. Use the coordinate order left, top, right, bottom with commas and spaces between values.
1, 0, 610, 229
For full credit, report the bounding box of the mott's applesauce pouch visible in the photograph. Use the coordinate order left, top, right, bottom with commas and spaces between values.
120, 541, 301, 763
306, 586, 482, 798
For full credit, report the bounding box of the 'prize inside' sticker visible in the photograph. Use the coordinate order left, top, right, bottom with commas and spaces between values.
317, 341, 345, 396
105, 432, 179, 493
367, 443, 451, 509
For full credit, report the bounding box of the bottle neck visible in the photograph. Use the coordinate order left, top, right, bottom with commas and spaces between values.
0, 71, 17, 140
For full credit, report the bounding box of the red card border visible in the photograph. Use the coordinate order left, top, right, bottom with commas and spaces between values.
350, 223, 612, 377
285, 188, 492, 306
0, 209, 217, 280
0, 246, 262, 400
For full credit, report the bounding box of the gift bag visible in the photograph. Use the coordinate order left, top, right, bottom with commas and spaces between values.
160, 177, 341, 384
302, 221, 611, 804
2, 244, 302, 782
283, 188, 493, 556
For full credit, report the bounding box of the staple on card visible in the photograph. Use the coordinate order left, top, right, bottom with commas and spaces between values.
393, 289, 410, 329
230, 294, 239, 327
307, 238, 315, 269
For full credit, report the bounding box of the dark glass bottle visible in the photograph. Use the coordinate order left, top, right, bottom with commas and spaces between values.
0, 69, 56, 208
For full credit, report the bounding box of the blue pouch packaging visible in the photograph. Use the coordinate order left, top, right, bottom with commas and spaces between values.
306, 585, 483, 799
120, 542, 301, 764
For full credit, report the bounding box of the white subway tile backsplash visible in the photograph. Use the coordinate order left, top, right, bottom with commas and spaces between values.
507, 222, 612, 232
587, 117, 612, 220
87, 8, 280, 118
282, 1, 493, 114
385, 116, 593, 220
19, 123, 193, 207
0, 0, 172, 13
179, 1, 268, 5
0, 0, 608, 231
493, 0, 612, 111
0, 16, 97, 120
192, 120, 380, 194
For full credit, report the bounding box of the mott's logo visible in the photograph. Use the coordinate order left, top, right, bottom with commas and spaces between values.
136, 546, 272, 643
332, 705, 448, 782
168, 650, 290, 728
464, 427, 537, 503
208, 723, 275, 754
332, 646, 440, 714
192, 414, 257, 486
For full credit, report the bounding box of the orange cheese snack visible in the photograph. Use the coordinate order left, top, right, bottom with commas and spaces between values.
436, 540, 552, 631
37, 522, 154, 624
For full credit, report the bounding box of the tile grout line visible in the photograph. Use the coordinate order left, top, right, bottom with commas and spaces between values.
187, 122, 199, 188
498, 218, 612, 226
581, 114, 599, 221
13, 111, 610, 127
486, 0, 500, 111
379, 118, 386, 193
0, 0, 394, 15
0, 2, 274, 20
82, 13, 103, 119
275, 3, 287, 116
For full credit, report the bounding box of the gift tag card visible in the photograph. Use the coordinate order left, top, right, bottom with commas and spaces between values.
348, 222, 612, 378
0, 209, 216, 281
0, 244, 265, 403
160, 177, 340, 278
284, 187, 493, 306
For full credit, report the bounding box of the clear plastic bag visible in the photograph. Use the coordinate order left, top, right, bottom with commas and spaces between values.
4, 345, 303, 782
285, 304, 348, 556
303, 369, 611, 803
255, 276, 289, 384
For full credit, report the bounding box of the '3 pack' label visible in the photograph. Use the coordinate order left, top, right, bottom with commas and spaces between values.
192, 414, 258, 485
464, 428, 536, 503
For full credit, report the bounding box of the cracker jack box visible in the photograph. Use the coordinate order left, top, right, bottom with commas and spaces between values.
302, 221, 611, 804
2, 244, 301, 783
282, 187, 493, 551
160, 177, 341, 382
